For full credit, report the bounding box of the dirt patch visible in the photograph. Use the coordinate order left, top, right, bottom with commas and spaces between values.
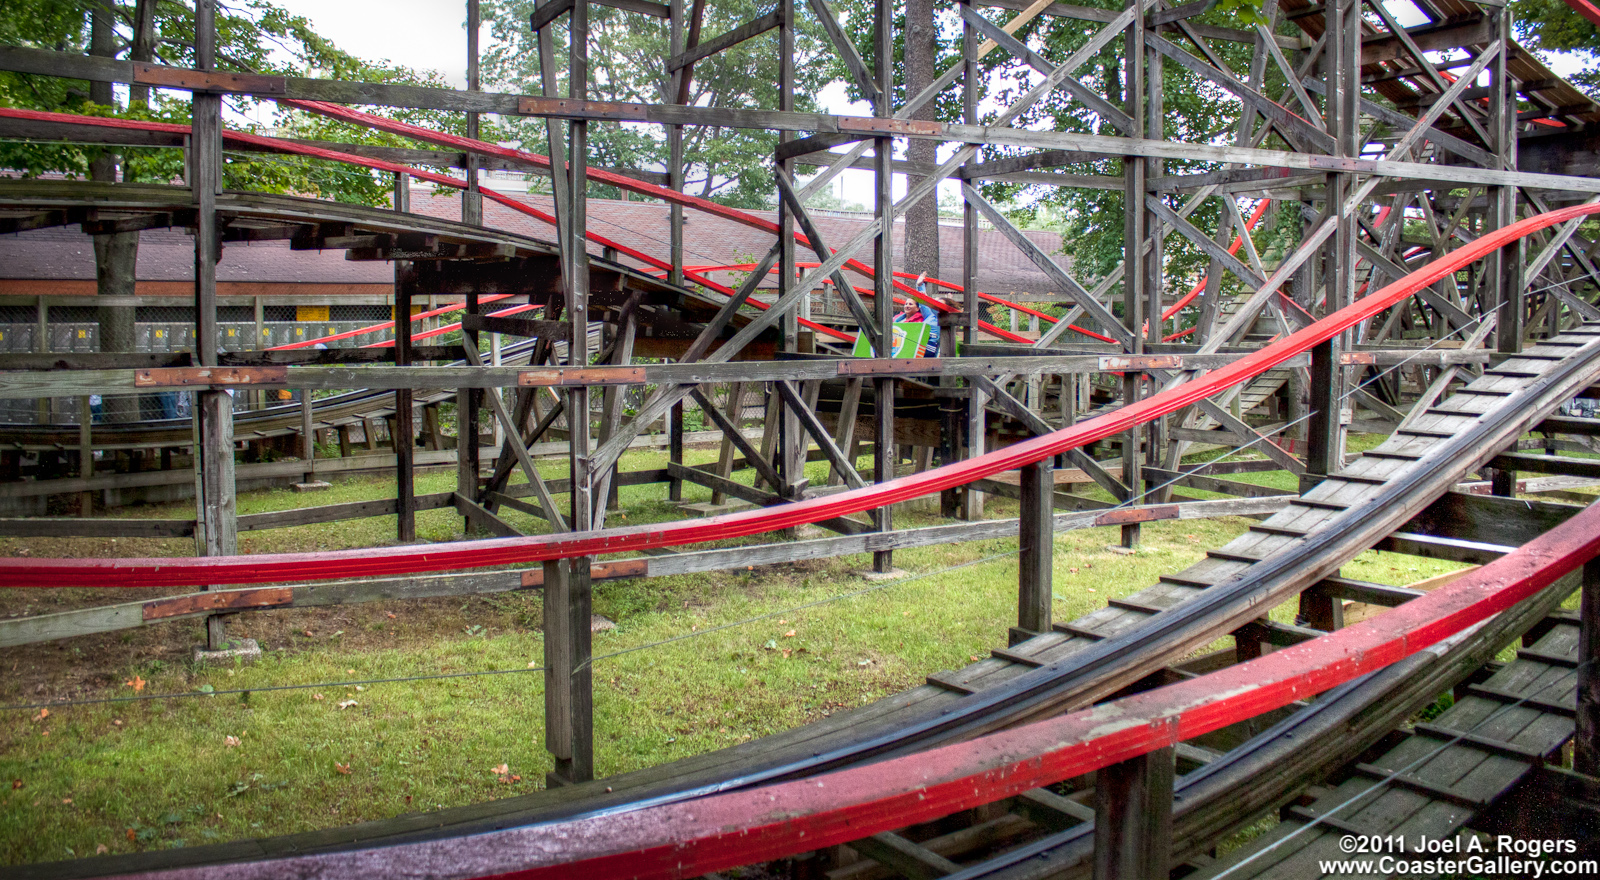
0, 591, 545, 707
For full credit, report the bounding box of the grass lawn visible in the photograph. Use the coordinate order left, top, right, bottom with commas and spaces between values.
0, 440, 1473, 866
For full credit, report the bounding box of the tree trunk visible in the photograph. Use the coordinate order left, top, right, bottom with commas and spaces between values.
90, 3, 140, 423
901, 0, 940, 285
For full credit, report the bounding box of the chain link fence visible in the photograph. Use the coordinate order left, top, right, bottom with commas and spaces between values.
0, 302, 398, 425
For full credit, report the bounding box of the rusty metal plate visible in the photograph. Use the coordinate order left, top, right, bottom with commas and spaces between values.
134, 366, 287, 387
837, 358, 940, 376
142, 587, 293, 621
520, 558, 649, 587
837, 117, 945, 136
1098, 355, 1181, 371
518, 367, 646, 387
1094, 505, 1179, 526
132, 63, 286, 95
1339, 352, 1378, 365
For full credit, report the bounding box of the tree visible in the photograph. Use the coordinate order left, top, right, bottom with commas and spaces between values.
902, 0, 940, 285
0, 0, 461, 422
0, 0, 465, 201
481, 0, 830, 208
1512, 0, 1600, 95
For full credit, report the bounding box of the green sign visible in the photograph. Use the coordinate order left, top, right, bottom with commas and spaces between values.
852, 322, 932, 358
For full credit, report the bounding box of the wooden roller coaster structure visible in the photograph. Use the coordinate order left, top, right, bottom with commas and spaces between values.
6, 0, 1600, 876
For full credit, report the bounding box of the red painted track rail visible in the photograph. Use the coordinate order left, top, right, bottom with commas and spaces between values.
2, 200, 1597, 589
125, 490, 1600, 880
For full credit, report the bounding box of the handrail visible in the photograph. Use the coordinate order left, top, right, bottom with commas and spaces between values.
2, 200, 1596, 589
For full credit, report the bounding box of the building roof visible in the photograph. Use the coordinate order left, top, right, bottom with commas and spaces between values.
0, 187, 1069, 297
406, 188, 1068, 296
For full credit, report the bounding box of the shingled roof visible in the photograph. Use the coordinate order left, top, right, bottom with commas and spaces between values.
407, 188, 1068, 297
0, 187, 1069, 299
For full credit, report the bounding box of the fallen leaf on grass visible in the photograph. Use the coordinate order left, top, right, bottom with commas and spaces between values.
96, 845, 107, 855
386, 613, 396, 619
336, 700, 358, 710
126, 829, 136, 842
312, 693, 324, 701
333, 762, 351, 775
62, 798, 72, 805
125, 676, 145, 693
11, 780, 21, 789
32, 708, 48, 722
111, 719, 122, 727
782, 630, 796, 638
224, 736, 241, 747
491, 764, 509, 776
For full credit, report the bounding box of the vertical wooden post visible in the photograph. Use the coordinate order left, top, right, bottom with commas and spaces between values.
939, 309, 961, 517
191, 0, 235, 651
1297, 586, 1343, 632
871, 0, 895, 572
1577, 558, 1600, 776
1118, 0, 1146, 549
776, 0, 805, 504
1307, 0, 1357, 489
463, 0, 483, 226
1489, 4, 1521, 355
1143, 43, 1167, 505
458, 282, 481, 524
959, 0, 983, 522
78, 396, 93, 515
668, 399, 685, 502
394, 263, 417, 543
667, 0, 686, 288
1491, 466, 1516, 497
1093, 747, 1174, 880
542, 558, 593, 786
300, 394, 315, 482
545, 0, 595, 785
1013, 460, 1053, 646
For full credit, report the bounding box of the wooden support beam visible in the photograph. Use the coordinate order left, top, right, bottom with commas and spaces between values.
667, 8, 782, 72
1487, 452, 1600, 481
850, 833, 959, 879
1014, 460, 1053, 645
1093, 746, 1173, 880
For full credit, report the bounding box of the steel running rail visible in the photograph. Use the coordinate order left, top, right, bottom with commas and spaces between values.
2, 201, 1597, 590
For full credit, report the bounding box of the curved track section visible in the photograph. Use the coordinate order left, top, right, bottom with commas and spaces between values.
54, 437, 1600, 880
18, 211, 1600, 879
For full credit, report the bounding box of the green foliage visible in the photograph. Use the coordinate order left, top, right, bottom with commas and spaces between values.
1513, 0, 1600, 96
482, 0, 831, 208
0, 1, 470, 207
